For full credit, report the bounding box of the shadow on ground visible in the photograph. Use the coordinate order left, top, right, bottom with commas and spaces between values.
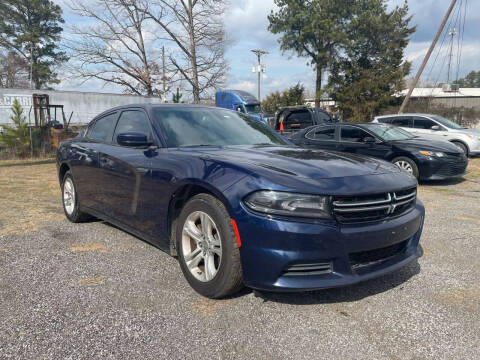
252, 260, 421, 305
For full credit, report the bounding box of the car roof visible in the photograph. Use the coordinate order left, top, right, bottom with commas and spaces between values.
375, 113, 437, 118
93, 103, 219, 120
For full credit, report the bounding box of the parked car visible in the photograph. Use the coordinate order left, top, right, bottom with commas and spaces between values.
57, 104, 424, 298
215, 89, 266, 123
290, 122, 468, 180
373, 113, 480, 157
272, 105, 335, 135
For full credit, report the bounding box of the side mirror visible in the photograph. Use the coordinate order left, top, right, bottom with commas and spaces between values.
431, 125, 441, 131
363, 137, 376, 143
117, 132, 151, 147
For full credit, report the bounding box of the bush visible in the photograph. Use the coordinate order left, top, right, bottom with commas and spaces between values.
0, 100, 32, 158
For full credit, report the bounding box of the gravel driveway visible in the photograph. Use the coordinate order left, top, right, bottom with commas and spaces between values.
1, 160, 479, 359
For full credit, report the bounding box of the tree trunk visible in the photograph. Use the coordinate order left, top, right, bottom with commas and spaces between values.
188, 0, 200, 103
315, 63, 322, 110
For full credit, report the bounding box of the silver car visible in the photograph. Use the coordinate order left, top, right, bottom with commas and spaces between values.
373, 113, 480, 156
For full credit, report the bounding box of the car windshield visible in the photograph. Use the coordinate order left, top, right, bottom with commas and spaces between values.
244, 104, 263, 114
362, 124, 415, 141
430, 115, 463, 129
152, 107, 288, 148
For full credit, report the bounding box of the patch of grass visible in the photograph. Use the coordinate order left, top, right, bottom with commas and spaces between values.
0, 163, 63, 235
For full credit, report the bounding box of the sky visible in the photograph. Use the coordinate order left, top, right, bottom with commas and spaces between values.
56, 0, 480, 99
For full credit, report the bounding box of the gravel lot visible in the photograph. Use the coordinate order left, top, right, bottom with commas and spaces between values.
1, 160, 479, 359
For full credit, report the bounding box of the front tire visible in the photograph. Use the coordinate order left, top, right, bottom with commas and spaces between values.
62, 171, 92, 223
176, 194, 243, 298
392, 156, 419, 179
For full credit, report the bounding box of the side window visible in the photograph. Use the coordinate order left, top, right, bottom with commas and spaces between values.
413, 117, 436, 129
113, 110, 153, 144
341, 126, 371, 142
377, 118, 392, 124
307, 126, 336, 140
87, 112, 118, 143
392, 117, 413, 127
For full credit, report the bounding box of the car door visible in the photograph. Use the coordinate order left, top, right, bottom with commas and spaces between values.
301, 125, 339, 151
338, 125, 390, 159
71, 112, 119, 212
412, 116, 447, 141
98, 109, 156, 233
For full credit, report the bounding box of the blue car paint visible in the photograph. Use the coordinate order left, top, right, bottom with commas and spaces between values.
57, 104, 424, 292
215, 89, 266, 123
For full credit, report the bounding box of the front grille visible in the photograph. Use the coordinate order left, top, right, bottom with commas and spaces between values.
332, 187, 417, 224
435, 155, 468, 177
283, 262, 333, 276
349, 240, 408, 269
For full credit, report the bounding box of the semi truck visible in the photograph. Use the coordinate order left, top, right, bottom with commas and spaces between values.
215, 90, 266, 123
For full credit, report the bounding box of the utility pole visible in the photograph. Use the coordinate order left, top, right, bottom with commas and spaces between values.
447, 28, 456, 83
251, 49, 268, 101
162, 46, 167, 102
399, 0, 458, 114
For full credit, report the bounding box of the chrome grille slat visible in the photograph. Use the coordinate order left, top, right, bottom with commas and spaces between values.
333, 193, 391, 208
332, 187, 417, 224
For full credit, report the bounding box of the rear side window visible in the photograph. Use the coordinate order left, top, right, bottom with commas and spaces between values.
306, 126, 336, 140
284, 110, 313, 129
392, 117, 413, 127
87, 112, 118, 143
113, 110, 153, 144
341, 126, 372, 142
413, 117, 436, 129
377, 118, 392, 124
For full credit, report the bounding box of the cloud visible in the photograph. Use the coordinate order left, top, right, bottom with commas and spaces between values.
55, 0, 480, 96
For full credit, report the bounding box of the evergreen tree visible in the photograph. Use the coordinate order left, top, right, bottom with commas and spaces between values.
328, 1, 415, 122
262, 83, 306, 114
172, 88, 183, 103
0, 99, 31, 157
268, 0, 354, 109
457, 71, 480, 88
0, 0, 68, 89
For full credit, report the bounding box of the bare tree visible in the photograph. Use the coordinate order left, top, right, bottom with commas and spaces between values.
67, 0, 164, 96
135, 0, 228, 103
0, 51, 30, 88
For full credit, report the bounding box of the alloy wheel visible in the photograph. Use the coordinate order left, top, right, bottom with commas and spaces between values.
63, 178, 75, 215
394, 160, 413, 174
182, 211, 222, 282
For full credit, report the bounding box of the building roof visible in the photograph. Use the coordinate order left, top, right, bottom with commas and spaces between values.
400, 88, 480, 98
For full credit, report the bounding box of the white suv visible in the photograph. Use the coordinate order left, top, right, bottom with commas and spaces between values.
373, 113, 480, 156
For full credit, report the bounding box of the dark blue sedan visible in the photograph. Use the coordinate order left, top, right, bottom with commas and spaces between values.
57, 104, 424, 298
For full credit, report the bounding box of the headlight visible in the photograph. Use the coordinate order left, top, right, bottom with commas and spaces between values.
244, 191, 332, 219
419, 150, 445, 157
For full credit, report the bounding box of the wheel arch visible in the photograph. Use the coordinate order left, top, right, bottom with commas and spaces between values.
167, 181, 234, 256
58, 162, 71, 184
449, 139, 469, 155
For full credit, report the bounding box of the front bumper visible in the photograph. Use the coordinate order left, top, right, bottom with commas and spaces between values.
237, 200, 425, 291
417, 154, 468, 180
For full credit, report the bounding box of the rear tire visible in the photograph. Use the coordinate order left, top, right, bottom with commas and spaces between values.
176, 193, 243, 298
62, 171, 92, 223
451, 141, 468, 156
392, 156, 419, 179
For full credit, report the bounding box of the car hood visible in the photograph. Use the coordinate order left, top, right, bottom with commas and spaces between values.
455, 128, 480, 135
390, 138, 462, 154
186, 145, 401, 179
